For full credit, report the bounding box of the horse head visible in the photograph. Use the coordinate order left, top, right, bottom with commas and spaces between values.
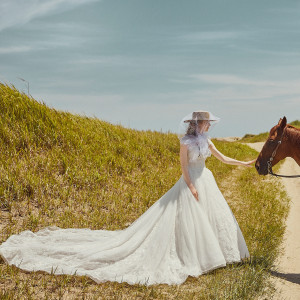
255, 117, 288, 175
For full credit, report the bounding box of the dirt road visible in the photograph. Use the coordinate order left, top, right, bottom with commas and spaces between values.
245, 142, 300, 300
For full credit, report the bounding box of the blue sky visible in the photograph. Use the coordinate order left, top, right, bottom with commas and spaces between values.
0, 0, 299, 137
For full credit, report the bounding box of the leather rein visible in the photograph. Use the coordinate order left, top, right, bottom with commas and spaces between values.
267, 126, 300, 178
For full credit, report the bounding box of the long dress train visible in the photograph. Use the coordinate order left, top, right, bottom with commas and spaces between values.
0, 136, 249, 285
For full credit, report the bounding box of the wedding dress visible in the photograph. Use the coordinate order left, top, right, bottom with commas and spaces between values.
0, 134, 250, 286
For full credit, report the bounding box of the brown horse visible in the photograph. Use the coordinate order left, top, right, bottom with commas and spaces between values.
255, 117, 300, 176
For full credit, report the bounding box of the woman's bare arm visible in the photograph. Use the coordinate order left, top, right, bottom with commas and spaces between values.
180, 144, 199, 201
209, 143, 256, 167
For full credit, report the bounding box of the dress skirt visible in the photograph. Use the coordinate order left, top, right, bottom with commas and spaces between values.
0, 160, 249, 286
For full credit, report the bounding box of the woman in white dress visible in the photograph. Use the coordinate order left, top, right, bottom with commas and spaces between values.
0, 110, 256, 286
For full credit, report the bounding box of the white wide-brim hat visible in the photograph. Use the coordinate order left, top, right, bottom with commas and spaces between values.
178, 110, 220, 138
183, 110, 220, 123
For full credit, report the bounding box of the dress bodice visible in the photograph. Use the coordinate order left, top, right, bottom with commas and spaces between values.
180, 134, 212, 164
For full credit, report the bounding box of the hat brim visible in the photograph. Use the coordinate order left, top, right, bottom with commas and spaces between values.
183, 119, 217, 123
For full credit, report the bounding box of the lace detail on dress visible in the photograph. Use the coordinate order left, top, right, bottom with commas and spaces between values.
180, 134, 212, 162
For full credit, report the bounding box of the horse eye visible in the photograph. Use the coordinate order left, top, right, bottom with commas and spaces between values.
269, 139, 274, 143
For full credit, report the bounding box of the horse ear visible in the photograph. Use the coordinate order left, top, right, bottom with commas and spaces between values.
278, 118, 282, 125
280, 116, 287, 129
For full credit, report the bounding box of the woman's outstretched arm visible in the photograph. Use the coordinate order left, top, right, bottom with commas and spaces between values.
209, 143, 256, 167
180, 144, 199, 201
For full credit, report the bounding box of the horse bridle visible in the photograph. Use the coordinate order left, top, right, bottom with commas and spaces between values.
267, 126, 300, 178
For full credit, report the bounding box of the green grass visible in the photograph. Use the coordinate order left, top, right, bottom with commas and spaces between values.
240, 120, 300, 143
0, 83, 290, 299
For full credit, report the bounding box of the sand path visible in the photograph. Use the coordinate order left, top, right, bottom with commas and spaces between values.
244, 142, 300, 300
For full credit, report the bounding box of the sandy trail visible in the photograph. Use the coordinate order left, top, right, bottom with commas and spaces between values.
244, 142, 300, 300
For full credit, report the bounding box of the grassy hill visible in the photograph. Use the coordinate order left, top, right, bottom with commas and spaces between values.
0, 83, 289, 299
0, 83, 182, 232
240, 120, 300, 143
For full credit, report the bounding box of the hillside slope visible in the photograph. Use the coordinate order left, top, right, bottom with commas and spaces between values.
0, 83, 289, 299
0, 83, 183, 231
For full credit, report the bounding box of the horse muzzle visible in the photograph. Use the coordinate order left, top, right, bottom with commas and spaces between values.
255, 160, 268, 175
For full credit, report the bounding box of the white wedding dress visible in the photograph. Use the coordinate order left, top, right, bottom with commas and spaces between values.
0, 134, 249, 286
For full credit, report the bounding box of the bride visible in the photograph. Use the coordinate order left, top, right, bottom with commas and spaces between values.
0, 110, 256, 286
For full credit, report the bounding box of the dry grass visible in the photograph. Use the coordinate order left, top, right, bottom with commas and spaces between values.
0, 83, 290, 299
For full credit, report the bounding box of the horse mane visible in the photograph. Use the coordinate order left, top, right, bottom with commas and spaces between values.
286, 124, 300, 144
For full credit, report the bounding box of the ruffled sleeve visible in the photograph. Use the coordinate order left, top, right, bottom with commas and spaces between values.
180, 135, 196, 146
180, 134, 212, 161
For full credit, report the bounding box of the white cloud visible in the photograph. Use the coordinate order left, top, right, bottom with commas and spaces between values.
268, 3, 300, 15
73, 56, 133, 66
177, 31, 240, 44
233, 46, 300, 57
190, 74, 279, 87
0, 46, 33, 54
0, 0, 100, 32
187, 73, 300, 101
0, 20, 93, 54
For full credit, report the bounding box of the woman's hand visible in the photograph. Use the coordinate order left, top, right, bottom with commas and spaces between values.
241, 159, 257, 167
189, 185, 199, 201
